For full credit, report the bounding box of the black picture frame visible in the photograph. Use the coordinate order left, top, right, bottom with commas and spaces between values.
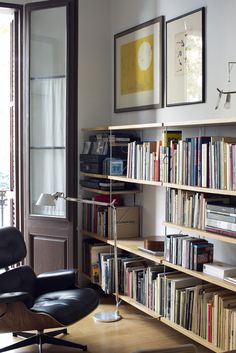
114, 16, 164, 113
166, 7, 205, 107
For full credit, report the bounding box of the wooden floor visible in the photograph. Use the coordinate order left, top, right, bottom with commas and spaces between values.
0, 296, 211, 353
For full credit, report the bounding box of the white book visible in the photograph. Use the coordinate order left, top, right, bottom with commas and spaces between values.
193, 193, 199, 228
142, 142, 146, 180
211, 143, 215, 189
136, 144, 140, 180
203, 261, 236, 279
145, 142, 150, 180
226, 143, 231, 190
202, 143, 207, 188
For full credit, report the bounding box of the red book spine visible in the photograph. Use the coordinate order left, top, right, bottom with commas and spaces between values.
207, 303, 212, 342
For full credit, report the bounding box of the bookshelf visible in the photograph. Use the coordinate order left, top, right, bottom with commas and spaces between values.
109, 175, 162, 186
160, 318, 223, 353
80, 186, 140, 195
80, 119, 236, 352
80, 172, 108, 179
163, 222, 236, 245
118, 294, 161, 319
164, 182, 236, 196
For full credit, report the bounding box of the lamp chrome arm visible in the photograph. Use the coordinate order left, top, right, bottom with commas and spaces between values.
37, 192, 116, 209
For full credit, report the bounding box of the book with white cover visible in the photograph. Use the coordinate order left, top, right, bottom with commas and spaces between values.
203, 261, 236, 279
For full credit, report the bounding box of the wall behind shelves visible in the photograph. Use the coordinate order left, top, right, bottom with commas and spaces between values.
108, 0, 236, 265
110, 0, 236, 125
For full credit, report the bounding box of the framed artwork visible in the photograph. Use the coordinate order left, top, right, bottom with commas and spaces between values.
166, 7, 205, 106
114, 16, 164, 113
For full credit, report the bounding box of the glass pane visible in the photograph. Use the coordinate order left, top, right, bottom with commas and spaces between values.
29, 6, 67, 217
0, 10, 15, 227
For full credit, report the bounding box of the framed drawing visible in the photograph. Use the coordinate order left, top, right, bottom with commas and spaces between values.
114, 16, 164, 113
166, 7, 205, 106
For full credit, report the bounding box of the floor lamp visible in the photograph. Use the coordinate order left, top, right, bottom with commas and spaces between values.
36, 192, 121, 322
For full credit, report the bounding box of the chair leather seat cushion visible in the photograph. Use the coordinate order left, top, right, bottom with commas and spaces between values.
31, 288, 99, 326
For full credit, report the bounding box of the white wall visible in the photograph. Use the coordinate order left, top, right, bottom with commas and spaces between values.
108, 0, 236, 264
78, 0, 111, 131
111, 0, 236, 125
77, 0, 111, 269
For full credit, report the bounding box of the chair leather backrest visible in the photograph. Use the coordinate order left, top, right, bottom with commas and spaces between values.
0, 227, 26, 268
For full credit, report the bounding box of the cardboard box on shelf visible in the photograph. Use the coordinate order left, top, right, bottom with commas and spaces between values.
108, 206, 140, 239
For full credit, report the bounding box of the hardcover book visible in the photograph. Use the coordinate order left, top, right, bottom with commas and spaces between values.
203, 261, 236, 279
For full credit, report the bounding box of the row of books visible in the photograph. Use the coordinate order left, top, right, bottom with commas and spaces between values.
161, 274, 236, 350
165, 189, 236, 238
83, 204, 114, 237
83, 240, 236, 350
82, 240, 113, 284
126, 140, 161, 181
126, 133, 236, 190
167, 136, 236, 189
104, 255, 236, 350
82, 195, 122, 234
164, 234, 213, 271
126, 130, 182, 181
166, 189, 207, 230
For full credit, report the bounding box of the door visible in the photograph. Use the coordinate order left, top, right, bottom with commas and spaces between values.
0, 4, 22, 230
24, 0, 78, 274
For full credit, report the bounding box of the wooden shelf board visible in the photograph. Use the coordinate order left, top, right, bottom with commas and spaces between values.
164, 182, 236, 196
108, 123, 162, 131
162, 260, 236, 292
80, 172, 108, 179
118, 294, 161, 319
81, 231, 112, 243
81, 118, 236, 132
111, 142, 128, 147
164, 117, 236, 128
109, 175, 162, 186
81, 126, 108, 132
163, 222, 236, 245
80, 187, 140, 195
160, 317, 223, 353
115, 239, 163, 263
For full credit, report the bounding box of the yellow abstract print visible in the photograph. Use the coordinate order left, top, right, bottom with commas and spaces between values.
120, 34, 154, 95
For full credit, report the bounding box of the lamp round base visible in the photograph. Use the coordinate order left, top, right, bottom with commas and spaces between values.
93, 311, 122, 323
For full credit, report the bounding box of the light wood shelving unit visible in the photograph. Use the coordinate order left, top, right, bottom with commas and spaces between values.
118, 294, 161, 319
81, 126, 108, 132
161, 259, 236, 292
163, 116, 236, 128
164, 182, 236, 196
160, 317, 223, 353
109, 175, 162, 186
108, 122, 162, 131
81, 119, 236, 352
80, 186, 140, 195
80, 172, 108, 179
163, 222, 236, 245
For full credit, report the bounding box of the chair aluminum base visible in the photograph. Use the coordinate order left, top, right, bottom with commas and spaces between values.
93, 310, 121, 322
2, 328, 87, 353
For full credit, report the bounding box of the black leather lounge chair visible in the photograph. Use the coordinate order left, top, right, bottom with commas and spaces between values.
0, 226, 99, 353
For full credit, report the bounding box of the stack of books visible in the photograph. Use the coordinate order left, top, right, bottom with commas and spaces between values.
205, 203, 236, 237
165, 234, 214, 271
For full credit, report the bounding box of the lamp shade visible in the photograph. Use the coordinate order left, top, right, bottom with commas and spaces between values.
36, 193, 56, 206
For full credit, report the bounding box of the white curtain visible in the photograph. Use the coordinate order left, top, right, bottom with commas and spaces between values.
30, 77, 66, 217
